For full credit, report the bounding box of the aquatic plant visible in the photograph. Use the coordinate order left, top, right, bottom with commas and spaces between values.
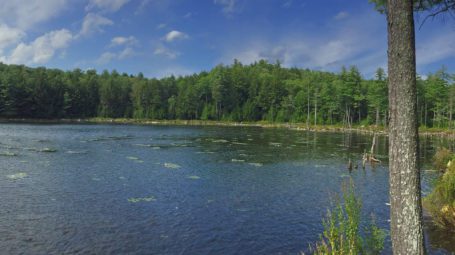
248, 162, 263, 167
128, 196, 156, 203
309, 180, 386, 255
424, 154, 455, 231
212, 139, 229, 143
40, 148, 57, 153
164, 163, 181, 169
7, 172, 28, 180
65, 150, 88, 154
0, 151, 18, 156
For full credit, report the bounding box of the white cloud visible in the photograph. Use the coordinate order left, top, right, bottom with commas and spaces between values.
79, 13, 113, 36
86, 0, 130, 13
118, 47, 135, 59
96, 47, 136, 65
416, 32, 455, 67
135, 0, 152, 14
0, 24, 25, 53
96, 52, 117, 65
219, 11, 386, 77
214, 0, 238, 14
154, 44, 179, 59
334, 11, 349, 20
157, 23, 167, 30
282, 0, 293, 8
0, 0, 69, 30
164, 30, 189, 42
2, 29, 73, 65
110, 36, 138, 47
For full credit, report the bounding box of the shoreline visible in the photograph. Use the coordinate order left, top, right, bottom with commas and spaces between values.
0, 117, 454, 137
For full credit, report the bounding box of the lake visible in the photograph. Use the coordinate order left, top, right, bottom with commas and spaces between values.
0, 123, 453, 254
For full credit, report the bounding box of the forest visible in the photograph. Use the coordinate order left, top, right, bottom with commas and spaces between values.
0, 60, 453, 128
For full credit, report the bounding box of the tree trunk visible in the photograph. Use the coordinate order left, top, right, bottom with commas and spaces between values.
450, 96, 453, 129
359, 109, 361, 124
306, 86, 310, 129
314, 91, 317, 126
424, 102, 427, 127
387, 0, 425, 254
376, 107, 380, 126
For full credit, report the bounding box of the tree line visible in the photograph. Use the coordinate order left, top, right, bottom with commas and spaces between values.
0, 60, 453, 128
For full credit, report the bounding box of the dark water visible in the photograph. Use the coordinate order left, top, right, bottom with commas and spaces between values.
0, 124, 453, 254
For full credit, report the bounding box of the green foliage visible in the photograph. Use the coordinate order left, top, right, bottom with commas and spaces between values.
310, 180, 386, 255
364, 215, 387, 255
433, 147, 453, 171
424, 154, 455, 231
0, 62, 452, 129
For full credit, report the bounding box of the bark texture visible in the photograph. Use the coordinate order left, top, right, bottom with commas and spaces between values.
387, 0, 425, 254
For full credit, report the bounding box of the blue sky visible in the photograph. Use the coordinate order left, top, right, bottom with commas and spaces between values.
0, 0, 453, 78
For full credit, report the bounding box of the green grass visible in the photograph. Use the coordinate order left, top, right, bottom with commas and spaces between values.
309, 180, 386, 255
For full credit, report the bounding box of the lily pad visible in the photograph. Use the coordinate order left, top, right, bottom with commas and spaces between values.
212, 139, 229, 143
66, 150, 88, 154
133, 144, 153, 147
232, 142, 248, 145
7, 172, 28, 180
128, 196, 156, 203
248, 163, 263, 167
40, 148, 57, 153
187, 175, 201, 180
164, 163, 181, 169
0, 151, 18, 157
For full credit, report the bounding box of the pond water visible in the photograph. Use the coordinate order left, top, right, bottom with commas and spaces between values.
0, 123, 453, 254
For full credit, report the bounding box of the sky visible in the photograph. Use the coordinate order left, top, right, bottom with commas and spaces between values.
0, 0, 453, 79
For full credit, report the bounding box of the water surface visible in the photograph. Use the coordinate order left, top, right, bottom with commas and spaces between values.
0, 124, 453, 254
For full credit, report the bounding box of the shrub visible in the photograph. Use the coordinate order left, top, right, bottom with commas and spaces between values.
309, 180, 386, 255
433, 147, 453, 171
424, 159, 455, 231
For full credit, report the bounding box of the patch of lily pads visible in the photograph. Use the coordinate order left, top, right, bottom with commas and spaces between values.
41, 148, 57, 152
0, 151, 18, 157
7, 172, 28, 180
164, 163, 181, 169
212, 139, 229, 143
126, 156, 144, 163
248, 163, 263, 167
128, 196, 156, 203
65, 150, 88, 154
26, 148, 57, 153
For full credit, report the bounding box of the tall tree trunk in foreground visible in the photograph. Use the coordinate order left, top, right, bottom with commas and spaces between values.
387, 0, 425, 254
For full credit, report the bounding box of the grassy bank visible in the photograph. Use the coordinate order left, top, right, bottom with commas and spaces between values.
1, 117, 455, 137
424, 148, 455, 232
